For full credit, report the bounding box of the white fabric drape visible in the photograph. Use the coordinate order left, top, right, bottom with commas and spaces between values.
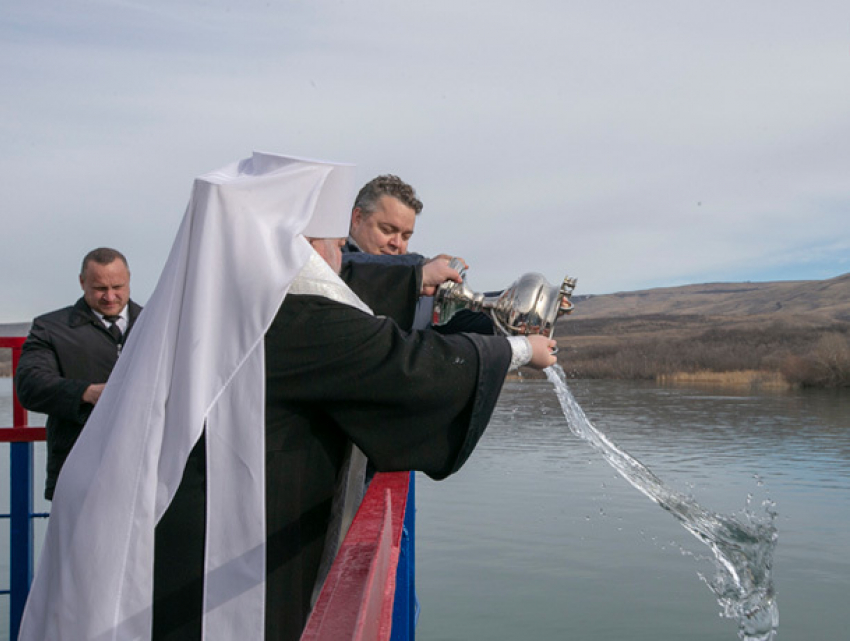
18, 152, 355, 641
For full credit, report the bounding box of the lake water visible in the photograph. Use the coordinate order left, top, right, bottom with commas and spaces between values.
2, 377, 849, 640
415, 377, 850, 641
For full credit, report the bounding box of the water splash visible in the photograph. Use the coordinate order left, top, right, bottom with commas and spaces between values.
545, 365, 779, 640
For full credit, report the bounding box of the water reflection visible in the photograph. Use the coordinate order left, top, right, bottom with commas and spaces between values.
417, 378, 850, 641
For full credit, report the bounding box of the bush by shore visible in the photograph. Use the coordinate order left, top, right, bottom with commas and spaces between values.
556, 315, 850, 389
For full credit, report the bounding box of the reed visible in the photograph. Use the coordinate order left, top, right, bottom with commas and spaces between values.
656, 369, 790, 391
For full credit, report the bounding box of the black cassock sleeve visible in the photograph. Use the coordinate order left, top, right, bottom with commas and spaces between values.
264, 294, 512, 480
338, 261, 421, 331
262, 295, 511, 639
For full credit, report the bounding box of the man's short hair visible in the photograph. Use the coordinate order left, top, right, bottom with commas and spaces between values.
354, 175, 423, 216
81, 247, 129, 277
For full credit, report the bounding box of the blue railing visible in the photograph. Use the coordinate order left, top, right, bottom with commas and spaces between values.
391, 474, 419, 640
2, 440, 49, 640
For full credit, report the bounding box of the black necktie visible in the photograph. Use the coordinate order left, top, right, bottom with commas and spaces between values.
104, 315, 123, 342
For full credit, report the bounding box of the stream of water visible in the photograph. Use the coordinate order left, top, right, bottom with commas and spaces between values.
545, 365, 779, 640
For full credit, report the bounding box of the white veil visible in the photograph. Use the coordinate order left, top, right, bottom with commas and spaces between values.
18, 152, 355, 640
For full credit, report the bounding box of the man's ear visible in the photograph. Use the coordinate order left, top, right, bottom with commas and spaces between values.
350, 207, 364, 233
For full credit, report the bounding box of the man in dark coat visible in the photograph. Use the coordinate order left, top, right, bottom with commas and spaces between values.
343, 174, 495, 334
15, 247, 142, 499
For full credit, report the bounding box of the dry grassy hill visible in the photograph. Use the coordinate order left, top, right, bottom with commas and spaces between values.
554, 273, 850, 388
0, 323, 32, 377
570, 272, 850, 321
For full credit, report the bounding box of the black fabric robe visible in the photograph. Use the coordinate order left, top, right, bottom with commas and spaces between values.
338, 259, 421, 330
152, 293, 512, 641
340, 245, 496, 335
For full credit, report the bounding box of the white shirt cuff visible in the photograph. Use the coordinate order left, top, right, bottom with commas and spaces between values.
507, 335, 532, 370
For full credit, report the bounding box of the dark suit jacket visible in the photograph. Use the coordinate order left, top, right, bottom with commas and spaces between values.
15, 297, 143, 499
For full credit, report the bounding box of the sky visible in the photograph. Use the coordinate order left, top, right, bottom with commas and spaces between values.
2, 0, 849, 323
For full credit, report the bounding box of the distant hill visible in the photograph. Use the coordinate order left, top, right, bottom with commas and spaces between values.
0, 323, 32, 376
555, 273, 850, 387
569, 272, 850, 322
1, 322, 32, 337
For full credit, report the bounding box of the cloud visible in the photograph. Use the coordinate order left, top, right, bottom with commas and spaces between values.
1, 0, 849, 321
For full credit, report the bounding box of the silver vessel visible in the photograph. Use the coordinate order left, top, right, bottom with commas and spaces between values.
432, 258, 577, 338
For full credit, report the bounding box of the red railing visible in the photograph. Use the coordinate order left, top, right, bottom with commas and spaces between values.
1, 335, 415, 641
304, 471, 410, 641
0, 337, 44, 440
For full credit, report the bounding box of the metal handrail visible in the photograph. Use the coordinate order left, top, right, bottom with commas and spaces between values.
303, 471, 415, 641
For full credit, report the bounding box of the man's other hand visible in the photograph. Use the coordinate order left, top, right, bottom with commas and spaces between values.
421, 256, 464, 296
82, 383, 106, 406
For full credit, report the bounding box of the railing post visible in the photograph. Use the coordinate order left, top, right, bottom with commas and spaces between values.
391, 472, 418, 641
3, 335, 41, 640
10, 338, 27, 430
9, 441, 35, 639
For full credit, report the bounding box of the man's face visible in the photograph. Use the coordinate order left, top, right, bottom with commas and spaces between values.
309, 238, 346, 274
80, 259, 131, 316
350, 195, 416, 255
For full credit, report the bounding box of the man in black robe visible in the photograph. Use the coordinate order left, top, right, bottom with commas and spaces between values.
152, 237, 556, 641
